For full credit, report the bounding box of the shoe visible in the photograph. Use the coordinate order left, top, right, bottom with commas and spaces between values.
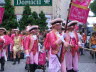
25, 64, 30, 70
29, 64, 35, 72
91, 54, 94, 59
18, 58, 20, 64
0, 68, 4, 71
13, 58, 16, 65
0, 57, 5, 71
0, 66, 4, 71
72, 69, 78, 72
67, 69, 73, 72
81, 54, 84, 56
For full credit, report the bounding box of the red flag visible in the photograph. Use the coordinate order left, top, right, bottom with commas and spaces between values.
72, 0, 91, 7
69, 5, 89, 24
0, 7, 4, 24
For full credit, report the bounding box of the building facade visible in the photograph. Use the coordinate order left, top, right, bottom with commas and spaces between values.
52, 0, 71, 20
0, 0, 71, 21
11, 0, 71, 20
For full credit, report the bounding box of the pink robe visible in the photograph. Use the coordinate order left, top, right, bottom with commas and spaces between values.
44, 30, 66, 72
0, 37, 4, 58
0, 35, 8, 61
4, 35, 13, 60
25, 35, 38, 65
65, 31, 79, 71
22, 35, 27, 50
10, 34, 15, 51
11, 34, 15, 40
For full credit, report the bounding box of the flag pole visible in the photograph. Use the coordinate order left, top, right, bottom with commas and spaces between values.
65, 0, 72, 32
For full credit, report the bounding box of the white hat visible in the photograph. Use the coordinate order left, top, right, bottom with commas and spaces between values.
13, 29, 19, 31
0, 28, 7, 32
26, 26, 31, 31
50, 18, 63, 25
28, 25, 39, 32
67, 20, 78, 27
62, 26, 65, 30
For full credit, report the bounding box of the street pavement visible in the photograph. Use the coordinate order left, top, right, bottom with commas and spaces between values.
2, 51, 96, 72
79, 50, 96, 72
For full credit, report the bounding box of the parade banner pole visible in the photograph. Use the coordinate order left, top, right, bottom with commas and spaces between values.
65, 0, 72, 32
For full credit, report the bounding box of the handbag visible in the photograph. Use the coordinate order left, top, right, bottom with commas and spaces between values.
38, 52, 46, 65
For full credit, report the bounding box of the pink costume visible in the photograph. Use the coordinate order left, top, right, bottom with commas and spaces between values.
0, 36, 6, 59
11, 34, 15, 40
25, 35, 39, 65
4, 35, 13, 60
22, 35, 27, 50
23, 35, 29, 64
60, 32, 67, 72
10, 34, 15, 51
65, 31, 79, 71
4, 35, 13, 48
44, 30, 66, 72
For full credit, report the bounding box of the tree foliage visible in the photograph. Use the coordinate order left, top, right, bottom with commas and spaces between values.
90, 0, 96, 16
19, 4, 31, 30
31, 11, 39, 25
0, 0, 18, 30
38, 11, 47, 31
1, 1, 48, 31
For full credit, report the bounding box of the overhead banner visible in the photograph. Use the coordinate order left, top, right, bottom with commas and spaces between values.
14, 0, 52, 6
0, 7, 4, 24
72, 0, 91, 7
69, 5, 89, 24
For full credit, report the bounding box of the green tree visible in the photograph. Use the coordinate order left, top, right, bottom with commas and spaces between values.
32, 11, 39, 25
90, 0, 96, 16
0, 0, 18, 30
19, 4, 31, 30
38, 11, 47, 31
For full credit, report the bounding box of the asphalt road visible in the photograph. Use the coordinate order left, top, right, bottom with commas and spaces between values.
2, 50, 96, 72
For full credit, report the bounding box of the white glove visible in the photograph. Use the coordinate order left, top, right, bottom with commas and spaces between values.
60, 36, 65, 43
32, 35, 37, 40
25, 54, 30, 58
78, 41, 82, 46
56, 32, 65, 43
69, 32, 75, 38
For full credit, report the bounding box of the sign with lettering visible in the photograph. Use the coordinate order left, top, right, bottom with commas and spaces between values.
14, 0, 52, 6
69, 5, 89, 24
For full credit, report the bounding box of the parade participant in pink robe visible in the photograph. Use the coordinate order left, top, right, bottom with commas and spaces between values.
44, 18, 66, 72
4, 31, 13, 61
25, 25, 39, 72
21, 31, 29, 70
0, 28, 7, 71
65, 21, 79, 72
60, 26, 68, 72
21, 31, 28, 50
3, 32, 13, 61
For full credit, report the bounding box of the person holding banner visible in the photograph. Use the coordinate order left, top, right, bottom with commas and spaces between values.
44, 18, 66, 72
25, 25, 39, 72
65, 21, 79, 72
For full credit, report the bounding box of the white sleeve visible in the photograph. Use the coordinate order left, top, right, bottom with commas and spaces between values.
1, 36, 5, 43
